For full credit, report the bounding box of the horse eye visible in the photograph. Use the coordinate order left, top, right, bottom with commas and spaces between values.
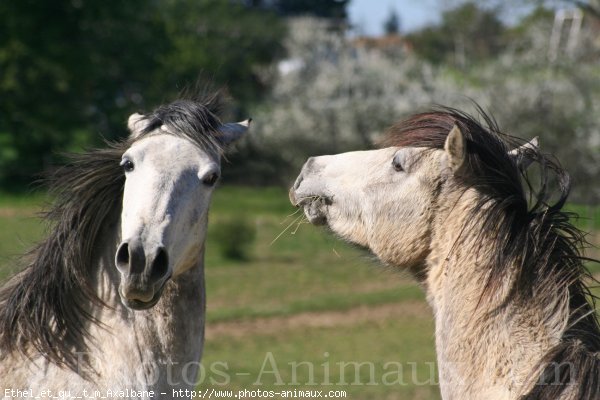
120, 159, 134, 172
392, 158, 403, 172
203, 172, 219, 186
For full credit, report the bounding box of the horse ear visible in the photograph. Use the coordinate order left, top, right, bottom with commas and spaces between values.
127, 113, 147, 138
218, 119, 251, 145
444, 124, 466, 174
508, 137, 539, 171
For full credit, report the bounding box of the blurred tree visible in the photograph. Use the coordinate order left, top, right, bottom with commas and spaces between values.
159, 0, 285, 107
252, 18, 419, 180
0, 0, 285, 187
383, 8, 401, 34
219, 1, 352, 185
407, 2, 506, 65
245, 0, 349, 20
0, 0, 167, 185
254, 16, 600, 201
527, 0, 600, 19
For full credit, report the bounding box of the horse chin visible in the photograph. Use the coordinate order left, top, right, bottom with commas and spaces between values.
120, 281, 168, 311
304, 205, 327, 225
303, 203, 327, 226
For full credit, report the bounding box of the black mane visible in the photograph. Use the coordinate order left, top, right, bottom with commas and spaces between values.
0, 92, 223, 371
385, 106, 600, 399
139, 92, 224, 156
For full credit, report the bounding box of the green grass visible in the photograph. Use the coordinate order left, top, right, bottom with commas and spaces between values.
207, 286, 424, 323
202, 315, 440, 400
566, 204, 600, 231
0, 190, 46, 208
0, 211, 46, 281
0, 187, 598, 399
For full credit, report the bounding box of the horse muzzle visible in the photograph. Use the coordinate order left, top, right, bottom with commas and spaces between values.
115, 240, 172, 310
289, 167, 331, 226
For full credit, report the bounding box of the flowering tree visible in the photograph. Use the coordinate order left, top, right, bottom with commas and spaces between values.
253, 15, 600, 202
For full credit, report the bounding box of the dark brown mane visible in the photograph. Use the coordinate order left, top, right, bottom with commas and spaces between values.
384, 107, 600, 398
0, 92, 224, 372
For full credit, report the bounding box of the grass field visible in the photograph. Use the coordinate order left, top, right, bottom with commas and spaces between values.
0, 186, 599, 399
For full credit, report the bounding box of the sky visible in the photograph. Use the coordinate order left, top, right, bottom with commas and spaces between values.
348, 0, 442, 35
347, 0, 537, 36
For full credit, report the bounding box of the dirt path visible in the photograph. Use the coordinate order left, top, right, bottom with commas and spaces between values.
206, 301, 430, 340
0, 207, 39, 218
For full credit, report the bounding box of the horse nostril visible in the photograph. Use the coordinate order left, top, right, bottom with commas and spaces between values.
115, 242, 130, 272
150, 247, 169, 280
115, 242, 168, 280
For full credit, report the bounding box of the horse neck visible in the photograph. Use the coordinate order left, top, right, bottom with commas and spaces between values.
89, 226, 206, 389
425, 188, 566, 399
